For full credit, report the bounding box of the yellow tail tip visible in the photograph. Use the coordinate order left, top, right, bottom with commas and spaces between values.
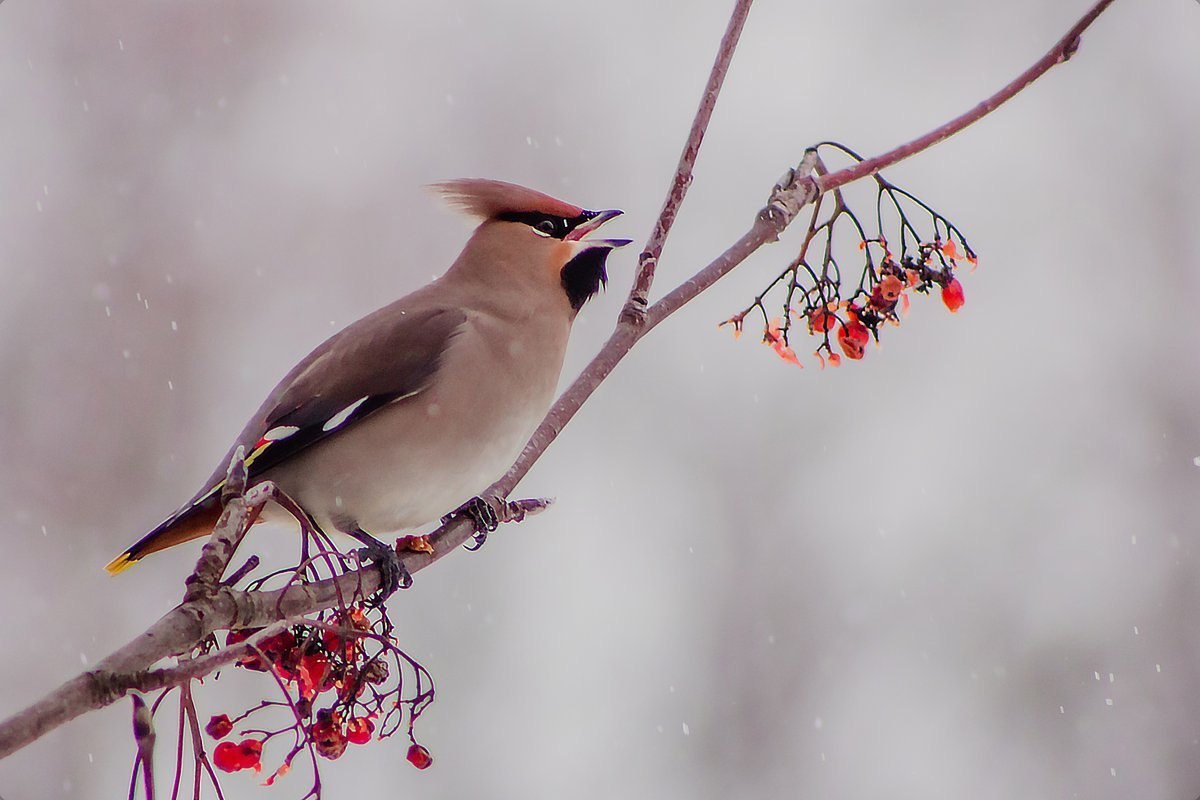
104, 552, 138, 575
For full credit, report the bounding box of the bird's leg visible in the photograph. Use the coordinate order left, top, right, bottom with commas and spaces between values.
245, 479, 326, 579
347, 528, 412, 606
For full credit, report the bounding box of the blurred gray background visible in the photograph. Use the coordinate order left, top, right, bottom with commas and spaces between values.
2, 0, 1199, 798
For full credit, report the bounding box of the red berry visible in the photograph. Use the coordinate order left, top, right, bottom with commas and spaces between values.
205, 714, 233, 740
345, 717, 374, 745
298, 653, 333, 699
212, 738, 262, 772
406, 743, 433, 770
322, 628, 359, 662
212, 741, 241, 772
941, 277, 965, 312
237, 739, 263, 771
837, 321, 870, 360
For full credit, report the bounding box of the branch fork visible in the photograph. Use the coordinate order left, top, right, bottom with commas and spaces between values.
762, 149, 821, 236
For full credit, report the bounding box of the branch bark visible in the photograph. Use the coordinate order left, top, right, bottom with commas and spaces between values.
0, 0, 1119, 762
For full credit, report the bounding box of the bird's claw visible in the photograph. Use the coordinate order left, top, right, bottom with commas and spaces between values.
354, 540, 411, 607
447, 496, 499, 551
446, 495, 554, 551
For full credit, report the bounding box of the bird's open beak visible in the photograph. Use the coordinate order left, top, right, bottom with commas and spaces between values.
566, 208, 624, 242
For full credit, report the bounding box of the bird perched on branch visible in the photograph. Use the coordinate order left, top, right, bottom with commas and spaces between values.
106, 179, 629, 599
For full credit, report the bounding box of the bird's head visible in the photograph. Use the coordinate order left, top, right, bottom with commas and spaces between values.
433, 178, 630, 313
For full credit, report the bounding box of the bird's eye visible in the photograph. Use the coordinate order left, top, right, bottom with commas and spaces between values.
533, 218, 558, 237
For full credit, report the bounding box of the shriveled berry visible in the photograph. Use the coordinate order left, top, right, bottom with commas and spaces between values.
878, 274, 904, 303
837, 321, 870, 360
362, 659, 389, 684
205, 714, 233, 740
406, 743, 433, 770
311, 709, 347, 760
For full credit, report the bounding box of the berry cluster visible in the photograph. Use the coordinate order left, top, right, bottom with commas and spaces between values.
202, 603, 435, 785
723, 142, 976, 369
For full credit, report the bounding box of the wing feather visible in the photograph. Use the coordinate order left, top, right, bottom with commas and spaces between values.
108, 303, 466, 572
218, 303, 467, 486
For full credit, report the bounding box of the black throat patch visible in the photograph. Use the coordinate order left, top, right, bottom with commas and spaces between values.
560, 248, 612, 311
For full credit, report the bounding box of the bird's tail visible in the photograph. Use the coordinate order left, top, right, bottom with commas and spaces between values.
105, 496, 223, 575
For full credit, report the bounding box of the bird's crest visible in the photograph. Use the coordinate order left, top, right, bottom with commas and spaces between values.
431, 178, 583, 222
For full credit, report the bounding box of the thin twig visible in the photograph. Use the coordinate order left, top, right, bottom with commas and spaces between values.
620, 0, 755, 327
130, 694, 156, 800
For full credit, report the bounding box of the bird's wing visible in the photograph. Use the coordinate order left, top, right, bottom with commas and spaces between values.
207, 303, 469, 499
106, 304, 467, 574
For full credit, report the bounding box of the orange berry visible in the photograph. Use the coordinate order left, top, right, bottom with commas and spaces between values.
808, 310, 837, 334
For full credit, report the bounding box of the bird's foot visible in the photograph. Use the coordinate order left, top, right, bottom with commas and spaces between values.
461, 496, 500, 551
350, 529, 412, 607
445, 495, 555, 551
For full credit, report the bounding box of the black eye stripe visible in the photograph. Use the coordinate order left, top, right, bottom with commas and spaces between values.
496, 210, 599, 240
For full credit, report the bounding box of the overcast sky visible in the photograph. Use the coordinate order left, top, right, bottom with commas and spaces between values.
2, 1, 1199, 798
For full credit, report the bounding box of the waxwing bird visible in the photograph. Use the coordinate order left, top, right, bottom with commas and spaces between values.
106, 178, 629, 598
